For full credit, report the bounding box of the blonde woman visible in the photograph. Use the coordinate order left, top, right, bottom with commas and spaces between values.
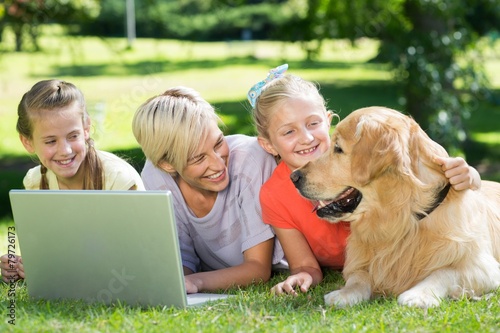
132, 86, 284, 293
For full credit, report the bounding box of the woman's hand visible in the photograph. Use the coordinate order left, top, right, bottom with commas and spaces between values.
184, 275, 200, 294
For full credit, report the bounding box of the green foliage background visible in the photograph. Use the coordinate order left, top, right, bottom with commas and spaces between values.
0, 3, 498, 330
2, 0, 499, 156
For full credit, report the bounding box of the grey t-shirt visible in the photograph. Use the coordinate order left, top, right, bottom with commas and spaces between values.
141, 134, 284, 272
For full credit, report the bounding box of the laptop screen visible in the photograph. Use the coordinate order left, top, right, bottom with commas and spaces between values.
9, 190, 190, 307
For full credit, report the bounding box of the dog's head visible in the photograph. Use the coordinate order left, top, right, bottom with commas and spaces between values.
291, 106, 449, 223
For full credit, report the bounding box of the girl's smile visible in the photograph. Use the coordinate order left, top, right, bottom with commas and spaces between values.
296, 145, 319, 155
56, 158, 75, 165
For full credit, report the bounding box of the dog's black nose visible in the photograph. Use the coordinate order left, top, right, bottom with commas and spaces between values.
290, 170, 303, 188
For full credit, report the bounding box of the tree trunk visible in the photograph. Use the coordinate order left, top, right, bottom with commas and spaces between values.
13, 24, 23, 52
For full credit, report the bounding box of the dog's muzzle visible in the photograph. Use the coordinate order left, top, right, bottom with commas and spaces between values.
313, 187, 363, 219
291, 170, 362, 219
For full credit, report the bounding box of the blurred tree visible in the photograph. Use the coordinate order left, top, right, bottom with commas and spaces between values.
80, 0, 290, 41
317, 0, 499, 155
275, 0, 323, 60
0, 0, 100, 51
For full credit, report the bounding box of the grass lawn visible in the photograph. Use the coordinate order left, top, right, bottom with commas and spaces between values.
0, 215, 499, 333
0, 26, 499, 332
1, 272, 499, 333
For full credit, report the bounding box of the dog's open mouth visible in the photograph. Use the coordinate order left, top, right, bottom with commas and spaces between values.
312, 187, 362, 218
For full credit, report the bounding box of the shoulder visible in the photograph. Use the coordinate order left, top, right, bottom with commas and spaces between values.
262, 162, 291, 190
227, 134, 263, 153
98, 150, 135, 173
140, 159, 175, 191
141, 159, 165, 181
226, 135, 276, 181
227, 135, 275, 165
97, 150, 130, 165
261, 162, 292, 200
22, 165, 42, 190
97, 150, 145, 190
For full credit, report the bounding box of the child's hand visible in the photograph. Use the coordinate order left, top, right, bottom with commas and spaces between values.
271, 272, 313, 296
434, 156, 481, 191
0, 254, 25, 283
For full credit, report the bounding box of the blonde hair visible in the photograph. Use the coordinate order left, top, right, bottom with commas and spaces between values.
132, 86, 221, 174
17, 79, 104, 189
252, 74, 329, 141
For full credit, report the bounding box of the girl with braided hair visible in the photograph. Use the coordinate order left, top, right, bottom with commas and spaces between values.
0, 79, 144, 282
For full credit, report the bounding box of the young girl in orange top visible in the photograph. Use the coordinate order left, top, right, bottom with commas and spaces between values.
248, 64, 482, 295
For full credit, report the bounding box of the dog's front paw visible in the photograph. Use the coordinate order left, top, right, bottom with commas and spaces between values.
324, 288, 369, 308
398, 289, 441, 308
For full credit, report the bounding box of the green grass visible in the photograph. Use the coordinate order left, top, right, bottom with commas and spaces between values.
1, 219, 499, 333
1, 273, 499, 333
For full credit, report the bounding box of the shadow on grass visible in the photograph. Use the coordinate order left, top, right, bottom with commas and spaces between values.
35, 57, 383, 78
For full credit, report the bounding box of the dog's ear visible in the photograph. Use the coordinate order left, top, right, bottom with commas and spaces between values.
351, 115, 407, 186
408, 118, 449, 181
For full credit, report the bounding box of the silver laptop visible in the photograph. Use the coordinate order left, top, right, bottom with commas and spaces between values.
9, 190, 230, 308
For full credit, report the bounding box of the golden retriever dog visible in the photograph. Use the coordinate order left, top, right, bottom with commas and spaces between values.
291, 106, 500, 308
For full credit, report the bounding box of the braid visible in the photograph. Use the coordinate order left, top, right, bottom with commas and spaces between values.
40, 164, 49, 189
83, 139, 104, 189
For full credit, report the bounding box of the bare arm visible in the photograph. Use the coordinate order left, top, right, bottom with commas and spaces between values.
271, 227, 323, 295
184, 238, 274, 293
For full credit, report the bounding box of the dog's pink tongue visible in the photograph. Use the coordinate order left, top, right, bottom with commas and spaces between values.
310, 188, 356, 212
311, 200, 333, 212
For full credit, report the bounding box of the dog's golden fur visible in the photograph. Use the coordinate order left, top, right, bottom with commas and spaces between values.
294, 106, 500, 308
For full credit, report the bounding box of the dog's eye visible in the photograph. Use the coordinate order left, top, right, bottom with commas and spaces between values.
334, 144, 343, 154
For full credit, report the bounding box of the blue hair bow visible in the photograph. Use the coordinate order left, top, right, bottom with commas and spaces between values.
247, 64, 288, 108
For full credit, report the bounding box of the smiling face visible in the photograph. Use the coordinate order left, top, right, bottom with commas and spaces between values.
259, 96, 332, 171
167, 119, 230, 195
20, 101, 90, 189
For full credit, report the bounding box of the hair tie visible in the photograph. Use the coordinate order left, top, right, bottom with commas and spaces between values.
247, 64, 288, 108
